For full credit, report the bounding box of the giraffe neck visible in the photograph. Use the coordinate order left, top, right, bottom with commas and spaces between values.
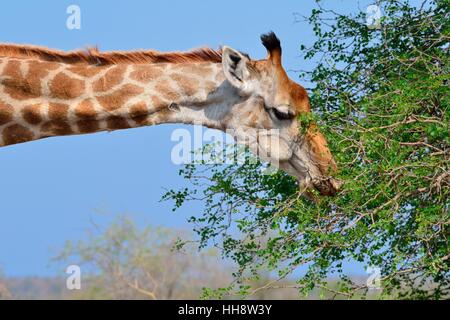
0, 57, 241, 147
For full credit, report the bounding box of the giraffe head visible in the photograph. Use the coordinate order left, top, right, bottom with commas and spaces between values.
220, 32, 341, 195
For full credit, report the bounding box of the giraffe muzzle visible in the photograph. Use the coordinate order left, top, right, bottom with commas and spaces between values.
311, 176, 343, 196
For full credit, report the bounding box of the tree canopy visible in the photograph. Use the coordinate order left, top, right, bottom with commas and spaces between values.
163, 0, 449, 299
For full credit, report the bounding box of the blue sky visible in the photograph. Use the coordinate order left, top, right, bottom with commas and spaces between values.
0, 0, 374, 276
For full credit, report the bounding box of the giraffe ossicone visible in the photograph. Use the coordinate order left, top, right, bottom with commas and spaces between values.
0, 32, 341, 196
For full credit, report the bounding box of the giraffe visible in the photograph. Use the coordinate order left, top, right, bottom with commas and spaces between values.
0, 32, 341, 195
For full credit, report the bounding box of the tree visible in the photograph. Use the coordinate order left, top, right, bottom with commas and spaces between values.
163, 0, 449, 299
55, 216, 231, 299
0, 269, 12, 300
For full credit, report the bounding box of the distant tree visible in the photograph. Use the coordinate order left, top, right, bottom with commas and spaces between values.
55, 216, 231, 299
0, 269, 12, 300
163, 0, 449, 299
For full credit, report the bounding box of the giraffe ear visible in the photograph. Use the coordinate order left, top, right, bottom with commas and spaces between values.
222, 46, 251, 91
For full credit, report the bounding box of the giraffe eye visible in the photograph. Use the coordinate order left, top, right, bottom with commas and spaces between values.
271, 108, 295, 121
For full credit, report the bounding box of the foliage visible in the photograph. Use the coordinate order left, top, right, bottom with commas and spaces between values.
163, 0, 449, 299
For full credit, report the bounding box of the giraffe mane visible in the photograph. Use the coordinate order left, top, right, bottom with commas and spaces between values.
0, 43, 223, 65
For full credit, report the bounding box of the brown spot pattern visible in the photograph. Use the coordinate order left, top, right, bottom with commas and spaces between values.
25, 60, 59, 95
48, 103, 69, 122
1, 60, 46, 100
77, 119, 99, 133
129, 102, 148, 124
41, 120, 72, 136
150, 95, 167, 109
75, 99, 97, 119
2, 124, 34, 145
2, 60, 21, 78
130, 65, 163, 83
49, 72, 85, 99
21, 104, 42, 125
106, 116, 130, 130
0, 100, 14, 125
154, 80, 179, 101
2, 78, 41, 100
171, 74, 199, 96
96, 84, 143, 111
92, 65, 127, 92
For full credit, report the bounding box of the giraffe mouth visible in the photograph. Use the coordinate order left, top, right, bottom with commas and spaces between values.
285, 158, 342, 196
311, 176, 343, 196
